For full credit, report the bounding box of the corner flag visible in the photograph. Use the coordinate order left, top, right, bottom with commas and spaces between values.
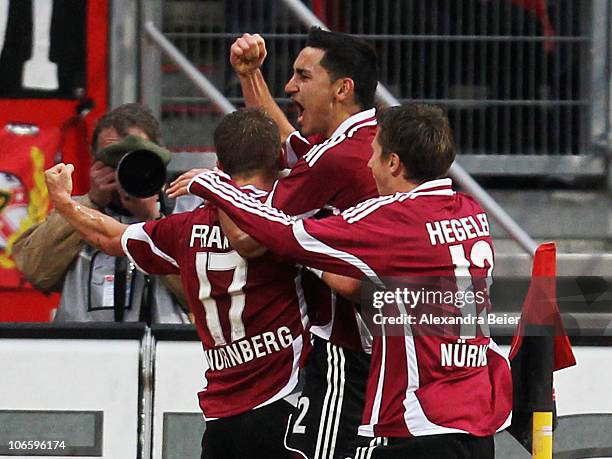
507, 242, 576, 457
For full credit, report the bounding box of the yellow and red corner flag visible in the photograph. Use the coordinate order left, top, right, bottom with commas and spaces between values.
507, 242, 576, 457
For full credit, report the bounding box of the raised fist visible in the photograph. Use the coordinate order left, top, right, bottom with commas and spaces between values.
230, 33, 267, 76
45, 163, 74, 202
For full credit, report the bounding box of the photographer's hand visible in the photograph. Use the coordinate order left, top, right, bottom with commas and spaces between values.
118, 191, 160, 221
166, 168, 210, 198
88, 160, 117, 208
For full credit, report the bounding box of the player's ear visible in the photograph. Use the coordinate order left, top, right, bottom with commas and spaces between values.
389, 152, 403, 176
335, 77, 355, 102
216, 160, 224, 171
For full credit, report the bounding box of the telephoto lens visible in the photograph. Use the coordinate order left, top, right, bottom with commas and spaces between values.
116, 149, 166, 198
95, 135, 172, 198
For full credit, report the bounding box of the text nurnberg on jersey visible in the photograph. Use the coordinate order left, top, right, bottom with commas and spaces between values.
425, 213, 490, 246
204, 327, 294, 371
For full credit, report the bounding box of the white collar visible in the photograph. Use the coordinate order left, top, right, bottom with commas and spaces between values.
239, 184, 268, 197
410, 178, 453, 193
328, 108, 376, 139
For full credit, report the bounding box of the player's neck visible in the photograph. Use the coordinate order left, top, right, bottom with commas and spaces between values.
325, 103, 364, 138
394, 181, 419, 193
385, 176, 421, 195
232, 172, 276, 192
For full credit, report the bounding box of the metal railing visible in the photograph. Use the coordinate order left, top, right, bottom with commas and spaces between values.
143, 1, 540, 255
156, 0, 610, 176
279, 0, 538, 254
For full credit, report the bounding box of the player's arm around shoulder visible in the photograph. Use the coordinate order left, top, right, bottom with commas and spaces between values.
218, 210, 267, 259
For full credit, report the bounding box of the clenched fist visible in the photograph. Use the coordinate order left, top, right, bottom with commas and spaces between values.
45, 163, 74, 203
230, 33, 267, 76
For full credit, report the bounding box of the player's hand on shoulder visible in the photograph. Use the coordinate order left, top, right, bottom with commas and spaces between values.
45, 163, 74, 201
88, 160, 117, 208
166, 168, 211, 198
230, 33, 267, 76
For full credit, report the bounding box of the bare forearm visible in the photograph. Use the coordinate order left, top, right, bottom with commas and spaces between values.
239, 70, 295, 143
321, 272, 362, 303
219, 210, 267, 258
54, 194, 126, 256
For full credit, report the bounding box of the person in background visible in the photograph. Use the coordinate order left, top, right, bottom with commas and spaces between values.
13, 103, 190, 324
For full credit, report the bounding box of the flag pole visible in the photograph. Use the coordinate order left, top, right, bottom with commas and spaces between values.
532, 411, 553, 458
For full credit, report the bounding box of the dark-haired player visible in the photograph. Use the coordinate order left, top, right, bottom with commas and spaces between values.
228, 27, 379, 459
187, 104, 513, 459
44, 109, 309, 459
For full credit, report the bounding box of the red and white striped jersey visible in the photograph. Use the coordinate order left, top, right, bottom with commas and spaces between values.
189, 172, 513, 438
120, 186, 308, 420
273, 108, 378, 352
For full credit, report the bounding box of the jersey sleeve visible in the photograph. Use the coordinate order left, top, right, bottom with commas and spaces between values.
269, 143, 348, 216
121, 214, 188, 276
284, 131, 311, 167
188, 171, 382, 285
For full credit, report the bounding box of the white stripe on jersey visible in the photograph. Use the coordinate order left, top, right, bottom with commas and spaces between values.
354, 437, 387, 459
253, 334, 303, 411
404, 189, 455, 200
341, 196, 386, 220
303, 115, 376, 168
325, 345, 346, 458
329, 108, 376, 139
239, 184, 268, 199
303, 140, 327, 164
402, 390, 468, 436
283, 414, 309, 459
192, 174, 293, 225
121, 222, 179, 272
344, 195, 402, 224
347, 119, 377, 138
310, 289, 335, 341
285, 131, 310, 167
294, 271, 310, 331
410, 177, 452, 192
265, 180, 280, 206
292, 220, 384, 288
342, 179, 456, 224
314, 342, 338, 459
400, 313, 469, 435
489, 339, 513, 432
359, 323, 386, 437
305, 134, 347, 167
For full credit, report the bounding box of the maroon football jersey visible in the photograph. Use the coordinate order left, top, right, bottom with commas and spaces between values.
121, 186, 308, 419
189, 172, 513, 437
271, 108, 378, 351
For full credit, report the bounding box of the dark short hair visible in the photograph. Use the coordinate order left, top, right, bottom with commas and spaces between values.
214, 108, 280, 176
377, 104, 456, 181
306, 27, 378, 110
91, 103, 161, 152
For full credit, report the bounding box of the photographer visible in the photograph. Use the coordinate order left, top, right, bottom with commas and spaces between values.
13, 103, 190, 323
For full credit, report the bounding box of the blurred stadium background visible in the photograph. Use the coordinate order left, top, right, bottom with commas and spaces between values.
0, 1, 610, 458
